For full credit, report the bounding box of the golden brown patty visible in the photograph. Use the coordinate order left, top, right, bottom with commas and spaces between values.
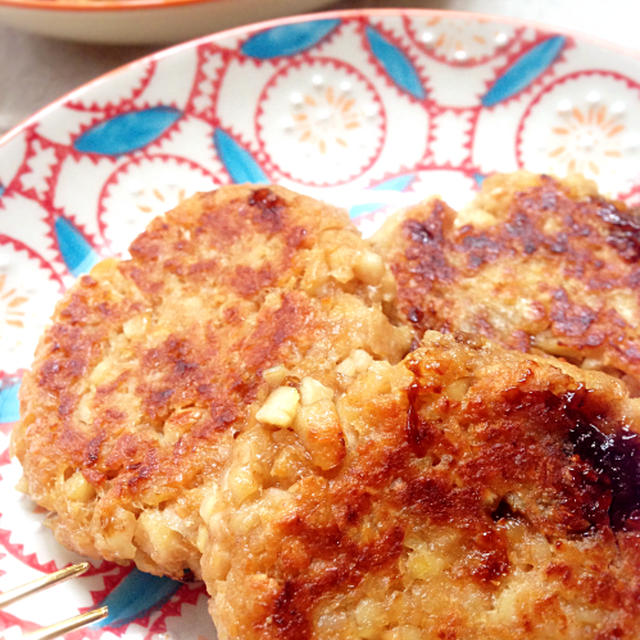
202, 331, 640, 640
11, 185, 411, 579
372, 172, 640, 394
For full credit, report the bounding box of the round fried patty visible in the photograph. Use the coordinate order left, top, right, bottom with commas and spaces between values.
372, 172, 640, 394
202, 331, 640, 640
11, 185, 411, 579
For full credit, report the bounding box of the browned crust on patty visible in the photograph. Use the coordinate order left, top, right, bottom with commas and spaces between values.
12, 185, 411, 578
372, 172, 640, 394
204, 331, 640, 640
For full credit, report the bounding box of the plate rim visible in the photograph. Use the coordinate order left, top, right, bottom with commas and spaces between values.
1, 7, 639, 145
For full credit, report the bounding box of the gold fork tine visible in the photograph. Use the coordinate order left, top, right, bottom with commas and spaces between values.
21, 606, 109, 640
0, 562, 109, 639
0, 562, 89, 608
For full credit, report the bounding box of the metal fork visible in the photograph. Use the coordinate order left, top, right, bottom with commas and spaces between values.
0, 562, 108, 639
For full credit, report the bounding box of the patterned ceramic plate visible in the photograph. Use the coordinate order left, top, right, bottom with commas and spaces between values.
1, 9, 639, 639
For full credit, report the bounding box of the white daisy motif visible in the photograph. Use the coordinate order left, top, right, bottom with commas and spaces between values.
0, 246, 59, 376
0, 272, 27, 331
99, 156, 218, 256
409, 16, 516, 64
518, 74, 640, 194
257, 61, 385, 185
547, 101, 625, 175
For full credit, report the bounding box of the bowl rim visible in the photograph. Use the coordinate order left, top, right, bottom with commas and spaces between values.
0, 0, 232, 13
0, 6, 639, 146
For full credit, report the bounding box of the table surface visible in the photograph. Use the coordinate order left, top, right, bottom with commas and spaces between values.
1, 0, 638, 137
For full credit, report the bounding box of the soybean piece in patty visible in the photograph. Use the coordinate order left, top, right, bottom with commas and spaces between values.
202, 330, 640, 640
12, 185, 411, 579
372, 172, 640, 394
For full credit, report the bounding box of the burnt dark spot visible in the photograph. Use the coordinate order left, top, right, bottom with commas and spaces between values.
491, 497, 517, 522
129, 463, 154, 482
510, 330, 532, 352
470, 547, 510, 583
406, 382, 431, 457
625, 343, 640, 363
150, 388, 174, 404
461, 233, 503, 267
584, 332, 605, 347
608, 231, 640, 262
568, 415, 640, 531
549, 232, 568, 254
42, 360, 61, 376
403, 476, 482, 525
505, 211, 535, 238
401, 204, 457, 286
593, 200, 640, 262
463, 529, 511, 585
627, 268, 640, 288
550, 288, 596, 336
595, 201, 638, 227
231, 264, 275, 298
405, 252, 455, 284
180, 568, 195, 583
85, 433, 104, 466
468, 255, 482, 268
407, 307, 424, 324
267, 525, 404, 638
587, 277, 614, 291
406, 219, 434, 244
345, 502, 361, 524
196, 383, 213, 396
58, 394, 76, 417
174, 359, 197, 375
545, 563, 572, 582
539, 188, 559, 210
211, 405, 237, 431
248, 188, 285, 233
462, 234, 498, 250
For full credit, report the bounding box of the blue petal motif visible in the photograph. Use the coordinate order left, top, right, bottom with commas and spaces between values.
365, 27, 425, 100
213, 128, 267, 184
473, 172, 487, 186
97, 569, 182, 628
0, 382, 20, 423
54, 217, 99, 277
241, 19, 341, 59
0, 183, 5, 198
482, 36, 566, 107
349, 174, 416, 218
349, 202, 384, 218
372, 174, 416, 192
74, 107, 182, 156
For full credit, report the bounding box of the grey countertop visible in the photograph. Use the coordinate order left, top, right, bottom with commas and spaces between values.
1, 0, 638, 136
